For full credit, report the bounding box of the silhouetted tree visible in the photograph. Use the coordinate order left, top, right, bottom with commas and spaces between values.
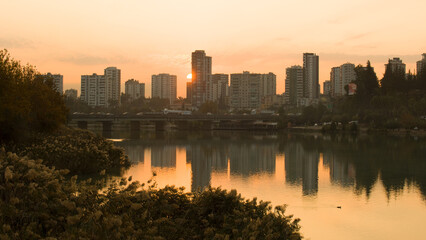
0, 49, 67, 141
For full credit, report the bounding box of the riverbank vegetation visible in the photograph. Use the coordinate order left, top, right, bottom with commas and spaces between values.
0, 149, 302, 239
292, 61, 426, 132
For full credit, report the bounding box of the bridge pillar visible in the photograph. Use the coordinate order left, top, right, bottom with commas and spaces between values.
201, 120, 213, 130
175, 120, 189, 130
154, 121, 166, 131
102, 121, 113, 138
77, 121, 88, 129
130, 121, 141, 139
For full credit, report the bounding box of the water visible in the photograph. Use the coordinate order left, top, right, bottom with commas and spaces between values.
112, 131, 426, 240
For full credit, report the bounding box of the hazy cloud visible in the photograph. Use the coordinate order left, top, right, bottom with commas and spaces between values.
336, 32, 373, 46
57, 54, 137, 65
0, 38, 35, 49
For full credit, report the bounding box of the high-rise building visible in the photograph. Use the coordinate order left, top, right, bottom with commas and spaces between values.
191, 50, 212, 106
81, 74, 107, 107
207, 74, 229, 102
303, 53, 319, 99
330, 63, 355, 97
104, 67, 121, 105
151, 74, 177, 104
64, 89, 78, 99
285, 66, 303, 105
42, 73, 63, 94
125, 79, 145, 101
330, 67, 341, 97
341, 63, 356, 95
261, 72, 276, 98
230, 71, 262, 110
385, 58, 406, 74
186, 82, 192, 101
323, 80, 331, 95
416, 53, 426, 75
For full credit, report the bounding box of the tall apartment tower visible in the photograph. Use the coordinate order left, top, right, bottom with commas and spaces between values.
303, 53, 319, 99
151, 74, 177, 104
417, 53, 426, 74
104, 67, 121, 105
385, 58, 406, 74
64, 89, 78, 99
81, 74, 107, 107
191, 50, 212, 106
42, 73, 63, 94
285, 66, 304, 105
261, 73, 276, 97
323, 80, 331, 95
125, 79, 145, 101
230, 71, 262, 110
186, 82, 192, 101
330, 63, 355, 97
207, 74, 229, 102
330, 67, 342, 97
341, 63, 356, 95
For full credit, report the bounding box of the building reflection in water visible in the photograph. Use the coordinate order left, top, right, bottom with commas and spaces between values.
323, 151, 355, 187
284, 142, 319, 196
228, 143, 275, 176
118, 132, 426, 201
151, 145, 176, 168
122, 144, 145, 164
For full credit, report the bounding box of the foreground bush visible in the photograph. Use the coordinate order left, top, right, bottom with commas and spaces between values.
6, 127, 130, 174
0, 149, 302, 239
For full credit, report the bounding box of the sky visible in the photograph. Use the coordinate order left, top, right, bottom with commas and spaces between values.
1, 0, 425, 97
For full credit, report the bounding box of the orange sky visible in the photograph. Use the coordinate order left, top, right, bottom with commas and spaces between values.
1, 0, 425, 97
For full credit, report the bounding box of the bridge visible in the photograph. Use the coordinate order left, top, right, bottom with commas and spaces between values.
68, 113, 281, 132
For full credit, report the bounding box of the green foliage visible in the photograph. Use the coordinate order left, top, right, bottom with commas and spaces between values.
6, 127, 130, 175
380, 64, 406, 94
300, 104, 327, 124
0, 49, 67, 142
0, 149, 302, 239
329, 60, 426, 130
354, 61, 379, 102
198, 101, 219, 114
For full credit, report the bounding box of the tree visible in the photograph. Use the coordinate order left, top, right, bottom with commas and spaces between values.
198, 101, 219, 114
0, 49, 67, 141
380, 64, 406, 94
354, 61, 379, 103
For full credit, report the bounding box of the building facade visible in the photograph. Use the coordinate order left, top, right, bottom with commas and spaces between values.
191, 50, 212, 106
42, 73, 63, 94
81, 74, 107, 107
323, 80, 331, 95
104, 67, 121, 105
64, 89, 78, 99
303, 53, 319, 99
261, 72, 276, 98
340, 63, 356, 95
417, 53, 426, 75
151, 74, 177, 104
125, 79, 145, 101
207, 74, 229, 102
385, 58, 406, 74
285, 66, 304, 105
80, 67, 121, 107
330, 63, 355, 97
230, 72, 262, 110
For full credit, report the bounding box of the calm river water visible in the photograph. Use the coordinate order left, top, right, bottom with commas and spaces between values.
110, 131, 426, 240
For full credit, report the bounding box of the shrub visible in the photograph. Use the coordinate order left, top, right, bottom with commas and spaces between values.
7, 127, 130, 174
0, 149, 303, 239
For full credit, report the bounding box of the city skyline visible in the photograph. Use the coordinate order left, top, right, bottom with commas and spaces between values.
1, 1, 425, 97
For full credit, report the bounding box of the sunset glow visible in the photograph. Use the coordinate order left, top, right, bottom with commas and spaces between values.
1, 0, 425, 97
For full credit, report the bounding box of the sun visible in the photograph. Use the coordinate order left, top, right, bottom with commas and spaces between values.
186, 73, 192, 79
